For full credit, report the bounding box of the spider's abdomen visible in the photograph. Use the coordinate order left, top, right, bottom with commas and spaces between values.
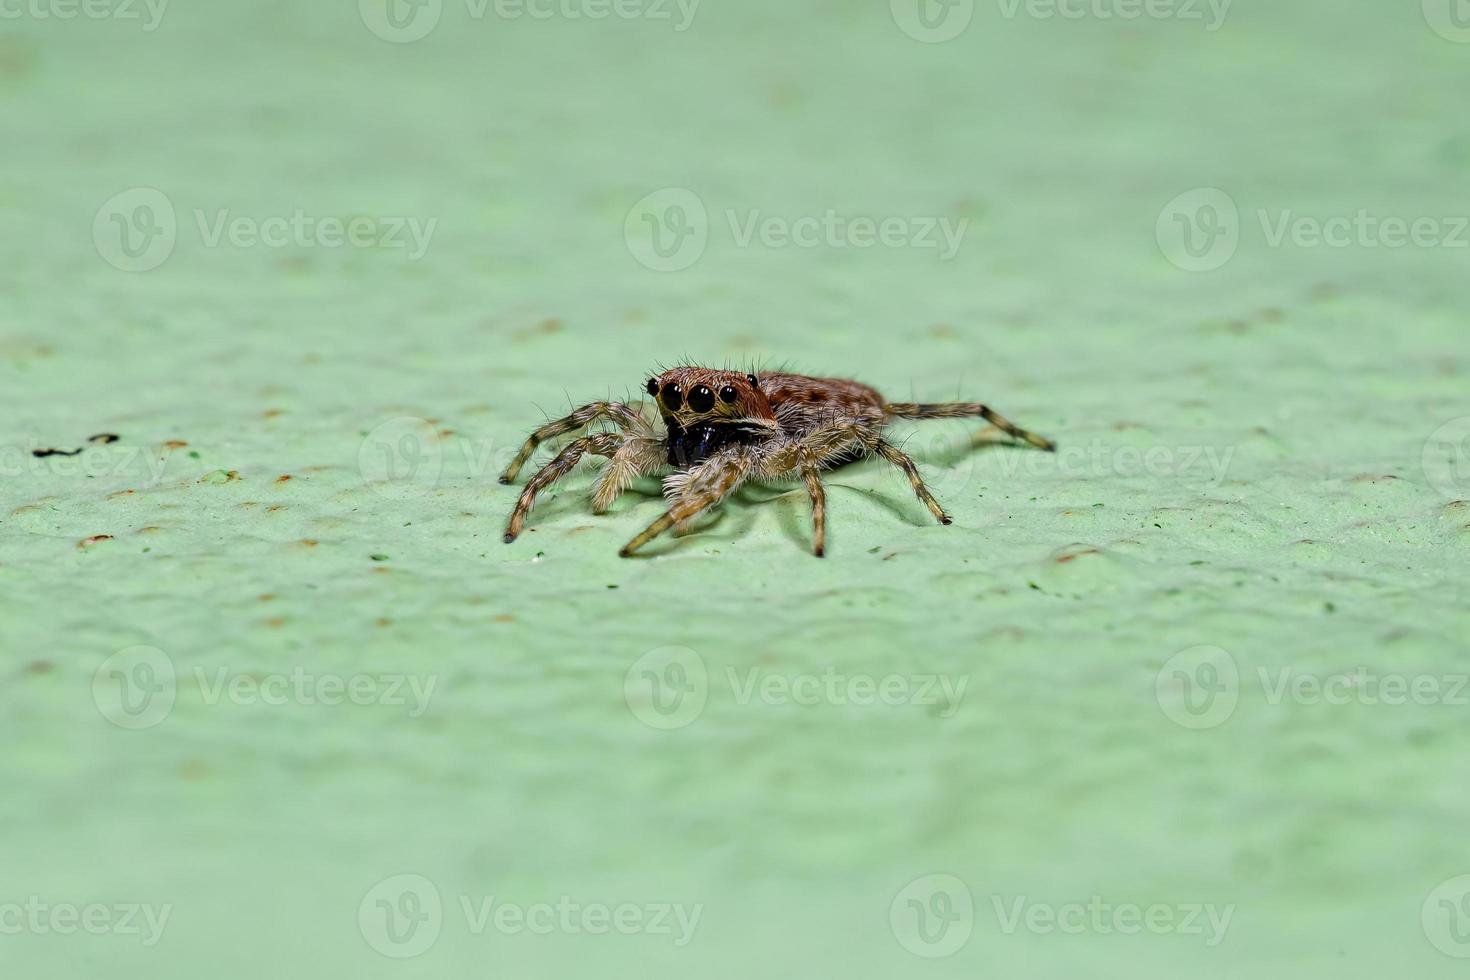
666, 419, 755, 468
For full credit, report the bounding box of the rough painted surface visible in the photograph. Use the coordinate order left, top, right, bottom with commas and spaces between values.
3, 1, 1468, 976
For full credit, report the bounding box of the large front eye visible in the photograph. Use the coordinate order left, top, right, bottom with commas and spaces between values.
660, 382, 683, 410
687, 385, 715, 412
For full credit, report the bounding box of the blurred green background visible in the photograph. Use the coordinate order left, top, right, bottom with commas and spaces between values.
3, 0, 1469, 976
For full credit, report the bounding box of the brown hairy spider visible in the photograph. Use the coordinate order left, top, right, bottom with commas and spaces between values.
499, 368, 1055, 557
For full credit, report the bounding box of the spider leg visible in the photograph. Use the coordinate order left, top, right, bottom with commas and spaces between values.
504, 431, 624, 543
589, 436, 667, 514
799, 455, 828, 557
499, 401, 651, 484
884, 401, 1055, 452
875, 439, 952, 525
619, 451, 752, 557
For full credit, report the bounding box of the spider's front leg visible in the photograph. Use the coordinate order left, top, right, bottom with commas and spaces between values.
619, 450, 753, 557
504, 431, 624, 543
589, 436, 667, 514
499, 401, 650, 485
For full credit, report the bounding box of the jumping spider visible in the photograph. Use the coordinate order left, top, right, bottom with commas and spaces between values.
499, 368, 1055, 557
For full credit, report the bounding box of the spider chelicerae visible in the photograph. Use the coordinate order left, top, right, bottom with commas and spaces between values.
499, 367, 1055, 557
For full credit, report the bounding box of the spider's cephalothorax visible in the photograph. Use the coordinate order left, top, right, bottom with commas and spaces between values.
499, 367, 1055, 557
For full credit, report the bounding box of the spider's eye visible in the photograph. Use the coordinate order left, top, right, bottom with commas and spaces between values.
646, 378, 658, 396
746, 373, 759, 388
660, 382, 683, 410
719, 385, 738, 404
687, 385, 714, 413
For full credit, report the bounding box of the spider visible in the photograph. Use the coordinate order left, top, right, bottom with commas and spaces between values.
499, 368, 1055, 557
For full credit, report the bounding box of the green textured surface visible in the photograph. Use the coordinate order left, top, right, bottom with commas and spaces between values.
4, 1, 1470, 976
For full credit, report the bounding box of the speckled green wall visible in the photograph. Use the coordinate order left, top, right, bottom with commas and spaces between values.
3, 1, 1469, 976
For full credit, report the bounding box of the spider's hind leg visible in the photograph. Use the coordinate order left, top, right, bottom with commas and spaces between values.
875, 439, 952, 525
884, 401, 1055, 452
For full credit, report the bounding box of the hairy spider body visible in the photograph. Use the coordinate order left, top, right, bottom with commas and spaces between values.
499, 368, 1055, 557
